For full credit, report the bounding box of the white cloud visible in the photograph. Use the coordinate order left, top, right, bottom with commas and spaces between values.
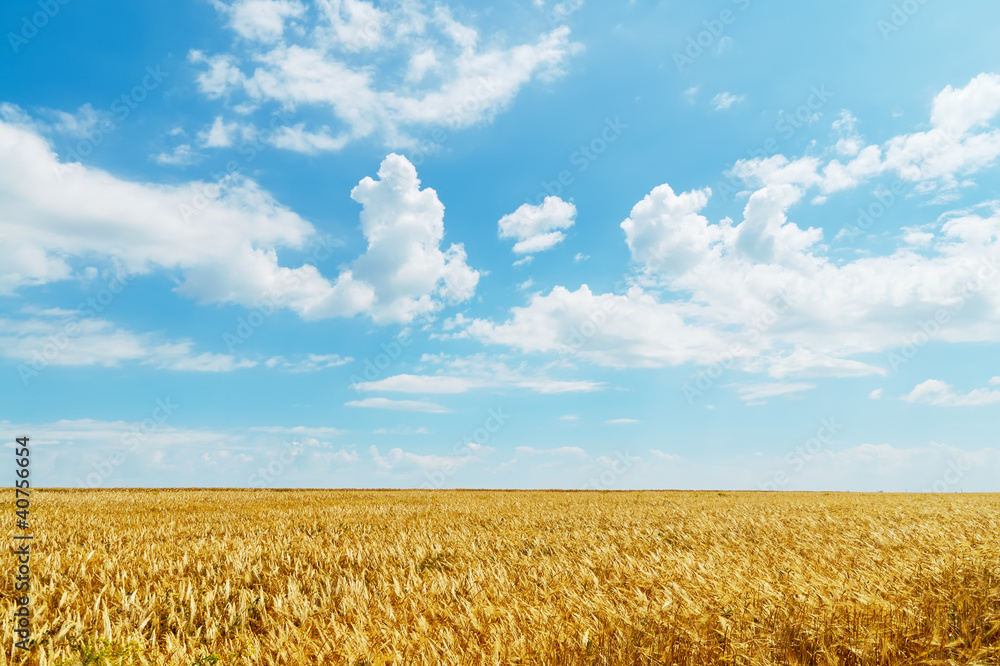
493, 444, 586, 472
512, 256, 533, 267
832, 110, 863, 157
498, 196, 577, 254
903, 379, 1000, 406
191, 1, 581, 151
148, 341, 257, 372
0, 316, 254, 373
315, 448, 359, 464
249, 425, 344, 438
649, 448, 681, 461
0, 112, 308, 296
605, 418, 638, 424
2, 418, 224, 452
732, 382, 816, 402
0, 118, 478, 325
461, 77, 1000, 379
214, 0, 306, 43
45, 104, 114, 139
369, 441, 491, 473
620, 183, 720, 275
930, 72, 1000, 135
153, 144, 200, 166
0, 418, 375, 486
406, 48, 439, 83
711, 92, 744, 111
342, 153, 480, 323
868, 388, 883, 400
374, 425, 430, 435
353, 374, 477, 394
264, 353, 352, 372
749, 348, 887, 379
459, 285, 732, 368
902, 228, 935, 247
198, 115, 244, 147
269, 124, 350, 153
346, 397, 450, 413
559, 414, 578, 420
351, 353, 604, 394
734, 74, 1000, 195
462, 184, 1000, 377
189, 51, 246, 97
12, 416, 999, 490
549, 0, 585, 22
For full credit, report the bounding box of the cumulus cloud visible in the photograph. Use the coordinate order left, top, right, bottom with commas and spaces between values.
620, 183, 721, 275
190, 0, 581, 151
930, 72, 1000, 135
498, 196, 576, 254
344, 153, 480, 323
0, 116, 478, 325
459, 78, 1000, 384
464, 184, 1000, 376
733, 73, 1000, 195
457, 285, 733, 368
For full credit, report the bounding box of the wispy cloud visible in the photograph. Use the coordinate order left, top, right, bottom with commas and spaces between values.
346, 398, 450, 413
903, 379, 1000, 406
265, 354, 352, 373
711, 91, 745, 111
733, 382, 816, 403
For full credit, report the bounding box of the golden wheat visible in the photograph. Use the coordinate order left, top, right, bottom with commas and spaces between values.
2, 490, 999, 665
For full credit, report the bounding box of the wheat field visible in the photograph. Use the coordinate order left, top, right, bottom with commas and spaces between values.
2, 490, 999, 665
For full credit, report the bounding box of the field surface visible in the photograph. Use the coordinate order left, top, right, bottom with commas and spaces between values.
2, 490, 1000, 665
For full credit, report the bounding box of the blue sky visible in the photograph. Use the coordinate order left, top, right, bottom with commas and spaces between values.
2, 0, 999, 490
